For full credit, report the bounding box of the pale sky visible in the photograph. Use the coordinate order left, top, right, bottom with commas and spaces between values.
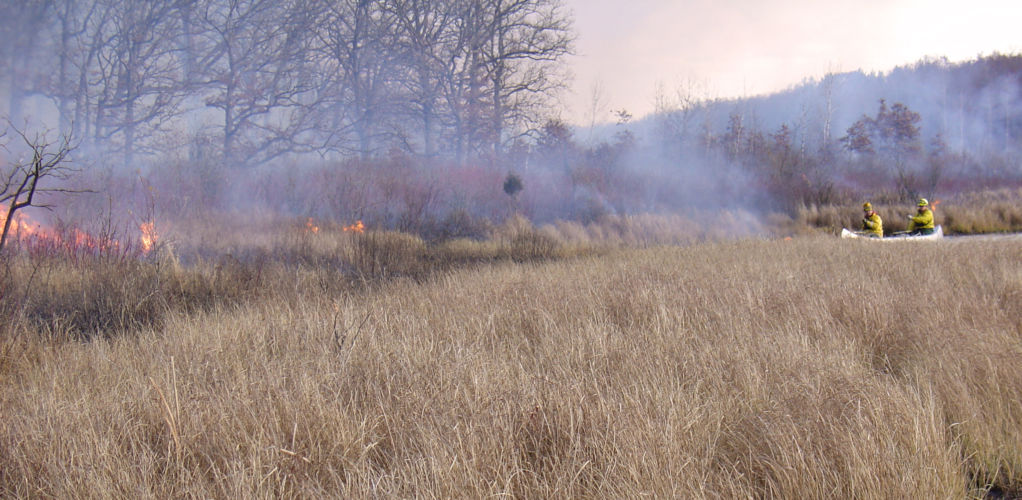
561, 0, 1022, 125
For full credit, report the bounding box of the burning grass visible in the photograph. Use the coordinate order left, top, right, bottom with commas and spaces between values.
0, 213, 593, 341
1, 229, 1020, 498
1, 203, 161, 258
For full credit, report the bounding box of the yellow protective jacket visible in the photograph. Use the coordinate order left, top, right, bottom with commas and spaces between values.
861, 212, 883, 237
908, 208, 934, 231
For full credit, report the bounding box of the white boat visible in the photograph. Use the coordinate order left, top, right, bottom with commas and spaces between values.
840, 225, 944, 241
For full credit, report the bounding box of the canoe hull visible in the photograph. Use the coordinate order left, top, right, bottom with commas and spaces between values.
841, 226, 944, 240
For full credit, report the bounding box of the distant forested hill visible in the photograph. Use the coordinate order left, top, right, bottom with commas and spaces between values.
571, 53, 1022, 213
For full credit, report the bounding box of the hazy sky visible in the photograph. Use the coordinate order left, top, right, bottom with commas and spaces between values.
562, 0, 1022, 125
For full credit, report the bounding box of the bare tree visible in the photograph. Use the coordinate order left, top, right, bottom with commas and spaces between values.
585, 79, 608, 145
0, 0, 54, 124
47, 0, 114, 141
478, 0, 573, 158
52, 0, 94, 136
435, 0, 486, 163
191, 0, 327, 167
842, 99, 924, 198
89, 0, 189, 165
386, 0, 461, 158
651, 77, 707, 161
415, 0, 573, 164
0, 126, 78, 253
31, 0, 187, 165
0, 0, 575, 169
314, 0, 404, 159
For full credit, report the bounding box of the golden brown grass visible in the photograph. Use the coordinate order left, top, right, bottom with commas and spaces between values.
1, 231, 1020, 498
941, 189, 1022, 234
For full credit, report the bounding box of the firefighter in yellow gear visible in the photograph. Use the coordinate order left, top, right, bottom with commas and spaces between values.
861, 202, 883, 237
907, 198, 935, 235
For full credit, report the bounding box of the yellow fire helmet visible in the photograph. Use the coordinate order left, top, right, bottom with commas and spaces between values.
917, 198, 929, 207
862, 202, 872, 211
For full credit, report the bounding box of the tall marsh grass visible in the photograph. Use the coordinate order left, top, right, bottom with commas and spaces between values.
1, 232, 1020, 498
795, 188, 1022, 236
942, 188, 1022, 234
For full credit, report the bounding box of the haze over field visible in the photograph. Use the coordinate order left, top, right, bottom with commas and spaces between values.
1, 0, 1021, 243
565, 0, 1022, 124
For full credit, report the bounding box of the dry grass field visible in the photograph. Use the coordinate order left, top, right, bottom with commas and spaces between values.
1, 217, 1021, 498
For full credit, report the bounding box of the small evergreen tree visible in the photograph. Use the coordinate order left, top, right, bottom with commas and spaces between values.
503, 173, 523, 198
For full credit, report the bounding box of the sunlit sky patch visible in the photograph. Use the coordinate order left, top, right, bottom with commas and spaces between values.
562, 0, 1022, 124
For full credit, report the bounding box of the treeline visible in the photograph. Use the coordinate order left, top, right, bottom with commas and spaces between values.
4, 1, 1022, 233
0, 0, 572, 168
79, 52, 1022, 235
512, 53, 1022, 222
481, 54, 1022, 223
633, 53, 1022, 211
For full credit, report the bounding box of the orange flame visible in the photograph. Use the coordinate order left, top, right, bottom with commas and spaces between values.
931, 199, 941, 211
2, 203, 138, 255
343, 220, 365, 233
1, 204, 45, 243
305, 218, 320, 234
140, 221, 158, 253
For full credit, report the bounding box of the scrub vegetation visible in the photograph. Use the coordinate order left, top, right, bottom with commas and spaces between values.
1, 212, 1020, 499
